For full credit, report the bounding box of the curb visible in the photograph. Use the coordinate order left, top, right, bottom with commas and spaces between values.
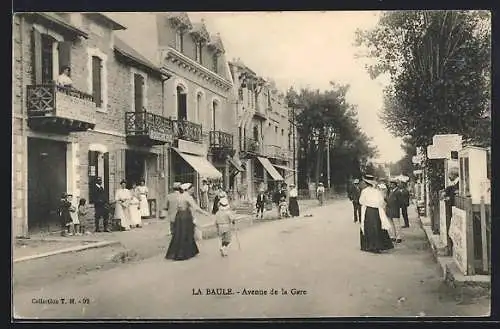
417, 214, 491, 293
13, 240, 122, 264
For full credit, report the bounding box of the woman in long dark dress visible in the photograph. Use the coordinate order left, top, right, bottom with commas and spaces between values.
288, 184, 300, 217
359, 175, 394, 253
166, 183, 210, 261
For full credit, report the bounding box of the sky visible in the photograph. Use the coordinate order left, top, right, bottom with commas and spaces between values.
109, 11, 404, 163
189, 11, 403, 163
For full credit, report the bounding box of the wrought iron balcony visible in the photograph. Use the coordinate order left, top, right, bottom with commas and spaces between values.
241, 137, 261, 155
125, 111, 174, 145
173, 119, 203, 143
265, 144, 283, 159
26, 84, 96, 132
209, 130, 234, 149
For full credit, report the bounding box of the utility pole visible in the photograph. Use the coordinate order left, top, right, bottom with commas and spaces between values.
292, 106, 297, 185
326, 139, 330, 189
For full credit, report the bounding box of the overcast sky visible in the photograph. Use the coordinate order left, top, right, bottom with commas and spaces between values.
110, 11, 404, 163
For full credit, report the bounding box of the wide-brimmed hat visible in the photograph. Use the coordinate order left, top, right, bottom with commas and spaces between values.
180, 183, 192, 191
120, 179, 127, 185
362, 174, 377, 186
219, 191, 227, 198
172, 182, 181, 189
218, 197, 229, 207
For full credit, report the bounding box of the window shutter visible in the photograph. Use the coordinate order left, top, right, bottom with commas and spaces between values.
92, 56, 102, 107
134, 74, 144, 112
31, 28, 43, 84
58, 41, 72, 74
88, 151, 98, 203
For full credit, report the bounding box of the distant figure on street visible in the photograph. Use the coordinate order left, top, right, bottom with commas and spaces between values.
359, 174, 394, 254
56, 66, 73, 88
398, 181, 411, 228
288, 183, 300, 217
136, 179, 150, 219
255, 188, 266, 219
316, 183, 325, 206
200, 179, 209, 210
387, 179, 402, 243
165, 183, 209, 261
215, 197, 235, 257
165, 182, 181, 234
93, 177, 110, 232
114, 179, 132, 231
348, 179, 362, 223
278, 196, 289, 218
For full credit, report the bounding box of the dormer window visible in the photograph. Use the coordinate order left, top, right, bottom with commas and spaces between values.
175, 30, 184, 52
195, 41, 203, 64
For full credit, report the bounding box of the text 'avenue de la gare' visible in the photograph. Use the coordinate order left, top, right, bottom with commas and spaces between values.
192, 288, 308, 296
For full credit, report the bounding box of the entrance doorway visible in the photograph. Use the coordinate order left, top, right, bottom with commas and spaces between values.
125, 150, 146, 189
27, 138, 67, 233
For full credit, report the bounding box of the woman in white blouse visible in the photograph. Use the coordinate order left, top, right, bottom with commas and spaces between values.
359, 174, 394, 253
114, 179, 132, 231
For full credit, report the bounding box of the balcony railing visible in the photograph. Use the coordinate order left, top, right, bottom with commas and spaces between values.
173, 119, 203, 143
125, 111, 174, 145
209, 130, 234, 149
265, 144, 283, 159
241, 137, 261, 154
26, 84, 96, 131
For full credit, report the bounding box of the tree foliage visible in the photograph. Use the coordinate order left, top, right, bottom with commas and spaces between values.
356, 10, 491, 148
287, 84, 378, 188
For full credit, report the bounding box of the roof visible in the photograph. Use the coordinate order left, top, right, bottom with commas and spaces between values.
114, 37, 163, 75
84, 13, 127, 30
30, 13, 89, 39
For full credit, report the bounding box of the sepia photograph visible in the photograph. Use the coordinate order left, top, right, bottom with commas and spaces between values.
11, 10, 491, 320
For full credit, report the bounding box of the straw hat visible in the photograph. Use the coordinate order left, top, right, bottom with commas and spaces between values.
173, 182, 181, 189
218, 197, 229, 207
362, 174, 377, 186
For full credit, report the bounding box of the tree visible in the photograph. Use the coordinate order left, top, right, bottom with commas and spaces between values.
356, 10, 491, 148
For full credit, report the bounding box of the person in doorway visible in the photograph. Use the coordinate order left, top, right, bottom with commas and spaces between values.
255, 188, 266, 219
93, 177, 110, 232
398, 181, 411, 228
114, 179, 132, 231
165, 183, 210, 261
129, 182, 142, 228
136, 179, 150, 219
56, 66, 73, 88
215, 197, 235, 257
200, 179, 209, 211
165, 182, 181, 235
317, 183, 325, 206
359, 174, 394, 253
387, 179, 402, 243
288, 183, 300, 217
348, 179, 362, 223
57, 193, 72, 237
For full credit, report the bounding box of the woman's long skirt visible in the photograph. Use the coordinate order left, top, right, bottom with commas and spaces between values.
360, 206, 394, 252
139, 195, 150, 217
129, 201, 142, 226
288, 197, 300, 217
115, 202, 131, 230
166, 209, 199, 261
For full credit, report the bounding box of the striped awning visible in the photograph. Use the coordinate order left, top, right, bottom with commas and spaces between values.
257, 157, 284, 181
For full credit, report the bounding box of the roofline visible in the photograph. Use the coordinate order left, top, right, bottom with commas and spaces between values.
84, 13, 127, 30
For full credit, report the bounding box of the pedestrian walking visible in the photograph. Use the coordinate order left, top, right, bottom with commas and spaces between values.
114, 179, 132, 231
398, 181, 411, 228
215, 197, 235, 257
387, 179, 402, 243
129, 182, 142, 228
317, 183, 325, 206
359, 174, 394, 254
348, 179, 362, 223
255, 188, 266, 219
200, 179, 209, 210
165, 183, 210, 261
93, 177, 110, 232
288, 184, 300, 217
165, 182, 181, 235
136, 179, 150, 219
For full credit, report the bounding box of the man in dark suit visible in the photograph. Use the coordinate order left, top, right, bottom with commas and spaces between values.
398, 181, 411, 228
348, 179, 362, 223
94, 177, 110, 232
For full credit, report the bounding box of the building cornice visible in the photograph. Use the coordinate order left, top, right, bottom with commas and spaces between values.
161, 47, 233, 92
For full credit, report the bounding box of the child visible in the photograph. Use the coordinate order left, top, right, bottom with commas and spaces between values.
77, 198, 88, 235
279, 196, 288, 219
57, 193, 72, 236
214, 197, 235, 257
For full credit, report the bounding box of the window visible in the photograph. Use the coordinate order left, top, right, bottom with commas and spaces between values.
195, 42, 203, 63
281, 129, 284, 136
92, 56, 103, 108
196, 93, 202, 124
212, 54, 218, 73
31, 28, 71, 84
177, 86, 187, 120
212, 101, 217, 130
175, 30, 184, 52
133, 73, 145, 112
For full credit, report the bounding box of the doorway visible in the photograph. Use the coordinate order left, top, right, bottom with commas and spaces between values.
27, 138, 67, 233
125, 150, 146, 189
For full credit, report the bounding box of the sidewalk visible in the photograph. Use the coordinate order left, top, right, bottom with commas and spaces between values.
416, 203, 491, 295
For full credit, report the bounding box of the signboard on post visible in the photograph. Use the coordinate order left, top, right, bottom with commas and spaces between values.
449, 207, 468, 275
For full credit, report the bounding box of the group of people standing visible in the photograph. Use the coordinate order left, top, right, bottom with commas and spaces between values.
113, 179, 150, 231
256, 183, 300, 220
348, 174, 411, 254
